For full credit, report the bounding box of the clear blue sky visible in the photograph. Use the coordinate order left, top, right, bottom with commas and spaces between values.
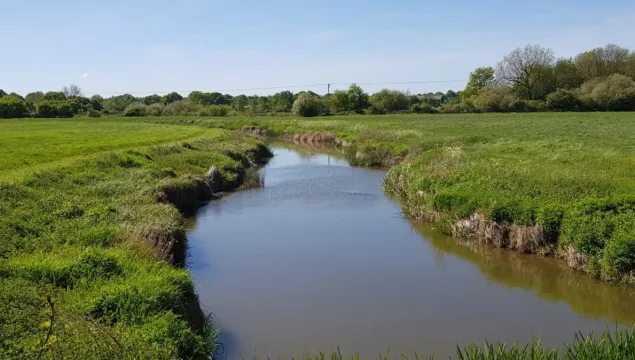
2, 0, 634, 96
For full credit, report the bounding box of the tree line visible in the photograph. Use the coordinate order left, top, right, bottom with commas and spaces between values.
1, 43, 634, 119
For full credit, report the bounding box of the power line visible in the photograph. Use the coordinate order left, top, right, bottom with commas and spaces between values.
83, 79, 468, 96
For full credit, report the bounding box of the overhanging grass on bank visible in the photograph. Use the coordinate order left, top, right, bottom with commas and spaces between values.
132, 113, 635, 282
0, 119, 271, 359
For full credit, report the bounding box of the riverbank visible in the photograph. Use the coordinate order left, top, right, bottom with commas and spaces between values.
135, 113, 635, 284
3, 114, 635, 359
0, 118, 271, 359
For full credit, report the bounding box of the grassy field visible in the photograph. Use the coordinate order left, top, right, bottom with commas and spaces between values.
137, 112, 635, 282
0, 118, 271, 359
3, 114, 635, 359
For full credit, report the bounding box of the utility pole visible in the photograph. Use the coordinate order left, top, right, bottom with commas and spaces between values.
327, 84, 330, 95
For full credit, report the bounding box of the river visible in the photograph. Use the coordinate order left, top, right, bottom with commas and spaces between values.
187, 144, 635, 359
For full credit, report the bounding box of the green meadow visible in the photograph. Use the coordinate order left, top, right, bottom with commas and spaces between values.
0, 118, 270, 359
2, 113, 635, 359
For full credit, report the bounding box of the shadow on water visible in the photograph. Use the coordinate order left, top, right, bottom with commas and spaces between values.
415, 224, 635, 325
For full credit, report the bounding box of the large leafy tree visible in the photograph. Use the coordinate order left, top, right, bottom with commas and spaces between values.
554, 58, 583, 89
461, 67, 495, 100
347, 84, 369, 114
496, 45, 555, 99
575, 44, 630, 81
163, 92, 183, 104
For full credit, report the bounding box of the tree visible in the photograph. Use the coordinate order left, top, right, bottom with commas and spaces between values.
574, 44, 630, 81
546, 89, 581, 111
328, 90, 350, 113
625, 54, 635, 80
25, 91, 44, 104
62, 84, 82, 97
368, 89, 410, 114
255, 96, 270, 112
292, 92, 325, 117
445, 90, 458, 99
142, 94, 162, 105
496, 45, 555, 99
0, 95, 27, 118
461, 67, 495, 100
90, 95, 104, 111
553, 58, 583, 89
102, 94, 136, 112
42, 91, 66, 101
270, 91, 294, 112
163, 92, 183, 104
231, 95, 248, 111
0, 89, 6, 98
347, 84, 369, 113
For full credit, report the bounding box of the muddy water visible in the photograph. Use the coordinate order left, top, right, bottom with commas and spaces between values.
188, 145, 635, 359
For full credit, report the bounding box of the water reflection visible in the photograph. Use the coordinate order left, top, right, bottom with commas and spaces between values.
417, 225, 635, 324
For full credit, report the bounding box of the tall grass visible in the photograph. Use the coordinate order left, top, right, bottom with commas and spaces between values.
247, 327, 635, 359
0, 119, 271, 359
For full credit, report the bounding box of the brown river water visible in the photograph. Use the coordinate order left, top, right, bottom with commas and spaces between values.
187, 144, 635, 359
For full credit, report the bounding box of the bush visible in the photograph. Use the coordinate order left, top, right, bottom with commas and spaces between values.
547, 89, 582, 111
409, 103, 438, 114
35, 100, 81, 118
600, 219, 635, 280
197, 105, 229, 117
0, 95, 28, 118
87, 109, 101, 118
561, 197, 635, 257
292, 93, 325, 117
369, 89, 410, 114
163, 100, 198, 116
147, 103, 165, 116
438, 101, 472, 114
472, 85, 517, 112
581, 74, 635, 111
591, 74, 635, 111
123, 104, 147, 117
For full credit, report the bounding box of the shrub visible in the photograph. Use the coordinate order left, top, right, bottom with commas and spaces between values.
35, 100, 81, 118
523, 99, 547, 112
163, 100, 199, 116
547, 89, 582, 111
369, 89, 410, 114
581, 74, 635, 111
438, 101, 472, 114
197, 105, 229, 117
146, 103, 165, 116
292, 93, 325, 117
87, 109, 101, 117
123, 104, 147, 117
0, 95, 27, 118
536, 204, 565, 243
561, 197, 635, 257
472, 85, 516, 112
409, 103, 438, 114
600, 219, 635, 280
